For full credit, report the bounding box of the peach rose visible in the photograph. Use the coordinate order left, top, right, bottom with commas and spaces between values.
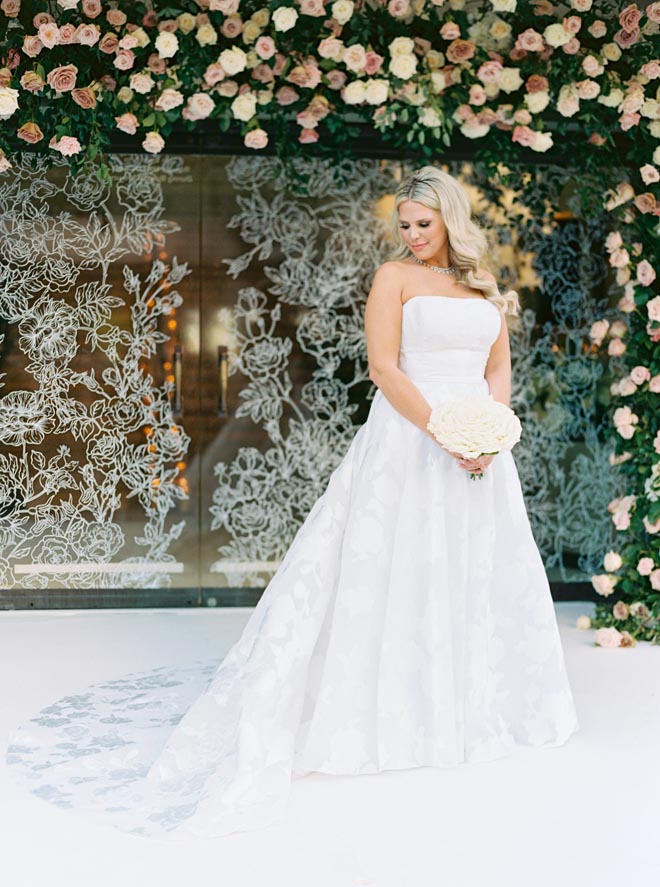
98, 32, 119, 53
107, 9, 127, 28
630, 365, 650, 385
649, 375, 660, 393
591, 574, 618, 597
47, 64, 78, 92
22, 36, 43, 58
275, 86, 299, 105
82, 0, 102, 17
440, 22, 461, 40
76, 24, 100, 46
20, 71, 45, 92
647, 295, 660, 321
517, 29, 544, 52
114, 49, 135, 71
299, 127, 319, 144
478, 61, 503, 83
637, 260, 656, 286
115, 112, 138, 134
72, 86, 97, 108
613, 600, 629, 620
619, 3, 642, 31
142, 131, 165, 153
1, 0, 20, 17
59, 23, 78, 44
446, 40, 476, 63
17, 121, 44, 144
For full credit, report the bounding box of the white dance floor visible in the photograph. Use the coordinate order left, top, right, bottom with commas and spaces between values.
1, 602, 658, 887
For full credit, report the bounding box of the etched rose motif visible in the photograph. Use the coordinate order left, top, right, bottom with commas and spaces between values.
88, 434, 126, 470
240, 337, 292, 378
19, 297, 78, 361
70, 521, 124, 561
0, 390, 54, 446
64, 171, 112, 212
32, 536, 72, 565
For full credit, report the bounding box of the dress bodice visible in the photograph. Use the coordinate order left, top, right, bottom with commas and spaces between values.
398, 296, 502, 383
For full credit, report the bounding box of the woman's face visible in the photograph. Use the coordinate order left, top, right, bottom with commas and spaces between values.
397, 199, 448, 262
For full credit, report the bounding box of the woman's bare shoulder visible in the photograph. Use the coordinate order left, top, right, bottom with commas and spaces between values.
372, 260, 412, 282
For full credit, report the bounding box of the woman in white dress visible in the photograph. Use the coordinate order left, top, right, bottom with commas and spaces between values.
6, 166, 580, 840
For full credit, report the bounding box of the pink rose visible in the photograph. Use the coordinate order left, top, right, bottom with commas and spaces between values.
155, 88, 184, 111
217, 80, 238, 97
119, 35, 138, 50
49, 135, 82, 156
47, 63, 78, 92
477, 60, 503, 83
183, 92, 215, 120
33, 13, 52, 27
643, 514, 660, 533
272, 54, 286, 76
325, 69, 346, 90
38, 23, 61, 49
82, 0, 102, 18
594, 626, 622, 647
255, 36, 276, 60
220, 15, 242, 38
0, 0, 20, 17
649, 569, 660, 590
562, 37, 581, 55
647, 295, 660, 322
564, 15, 583, 35
613, 601, 629, 620
655, 430, 660, 455
440, 22, 461, 41
114, 49, 135, 70
115, 112, 138, 134
147, 54, 167, 74
130, 72, 154, 94
17, 122, 44, 144
591, 574, 618, 597
59, 23, 78, 44
613, 510, 631, 530
649, 375, 660, 393
516, 29, 544, 52
300, 0, 325, 15
244, 128, 269, 149
275, 85, 299, 106
299, 128, 319, 144
252, 64, 274, 84
619, 3, 643, 32
512, 125, 536, 147
343, 44, 367, 73
364, 51, 384, 75
210, 0, 239, 11
610, 247, 630, 268
637, 260, 656, 286
637, 557, 654, 576
630, 365, 650, 385
641, 164, 660, 184
614, 27, 641, 49
469, 84, 487, 105
71, 86, 97, 108
203, 63, 225, 86
388, 0, 410, 17
641, 61, 660, 80
22, 36, 43, 58
142, 132, 165, 154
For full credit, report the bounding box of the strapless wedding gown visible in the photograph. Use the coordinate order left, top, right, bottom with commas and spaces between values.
5, 295, 579, 841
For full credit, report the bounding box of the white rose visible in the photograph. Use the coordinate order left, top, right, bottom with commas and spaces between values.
598, 88, 624, 108
343, 80, 367, 104
650, 120, 660, 138
196, 24, 218, 47
490, 0, 516, 10
389, 53, 417, 80
219, 46, 248, 75
155, 31, 179, 59
272, 7, 298, 31
0, 87, 19, 120
531, 131, 553, 152
364, 78, 389, 105
231, 91, 257, 121
178, 13, 196, 34
602, 42, 622, 62
332, 0, 354, 25
543, 23, 572, 47
461, 121, 490, 139
653, 145, 660, 164
389, 36, 415, 56
420, 106, 442, 127
498, 67, 523, 93
524, 90, 550, 113
57, 0, 79, 8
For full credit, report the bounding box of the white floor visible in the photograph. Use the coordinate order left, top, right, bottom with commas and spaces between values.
1, 601, 659, 887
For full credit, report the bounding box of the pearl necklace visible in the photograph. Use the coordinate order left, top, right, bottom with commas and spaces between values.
414, 257, 456, 275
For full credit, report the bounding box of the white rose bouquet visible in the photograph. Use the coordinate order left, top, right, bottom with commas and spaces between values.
426, 394, 522, 480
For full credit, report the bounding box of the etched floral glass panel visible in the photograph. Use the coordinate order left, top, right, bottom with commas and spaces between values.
0, 154, 617, 604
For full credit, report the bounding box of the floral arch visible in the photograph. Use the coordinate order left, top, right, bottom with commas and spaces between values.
0, 0, 659, 645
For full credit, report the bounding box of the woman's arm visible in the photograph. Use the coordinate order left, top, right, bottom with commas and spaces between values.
364, 262, 436, 438
481, 270, 512, 407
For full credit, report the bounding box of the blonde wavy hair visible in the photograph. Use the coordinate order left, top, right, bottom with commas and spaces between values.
389, 165, 520, 316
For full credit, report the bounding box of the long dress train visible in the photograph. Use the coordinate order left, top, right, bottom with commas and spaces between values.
5, 295, 579, 840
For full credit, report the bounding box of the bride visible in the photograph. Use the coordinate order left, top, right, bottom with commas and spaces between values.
6, 165, 579, 840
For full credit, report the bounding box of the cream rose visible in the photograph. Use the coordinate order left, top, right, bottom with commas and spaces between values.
231, 91, 257, 121
343, 80, 367, 104
185, 93, 215, 120
364, 78, 389, 105
143, 132, 165, 154
0, 86, 19, 119
498, 67, 523, 93
272, 7, 298, 31
544, 23, 572, 47
219, 46, 248, 75
389, 53, 417, 79
332, 0, 354, 25
603, 550, 623, 571
155, 31, 179, 58
196, 23, 218, 46
389, 36, 415, 56
524, 90, 550, 113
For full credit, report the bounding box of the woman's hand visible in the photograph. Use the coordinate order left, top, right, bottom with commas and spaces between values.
446, 450, 495, 475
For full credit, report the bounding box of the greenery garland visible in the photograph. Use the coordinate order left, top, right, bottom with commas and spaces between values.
1, 0, 659, 646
